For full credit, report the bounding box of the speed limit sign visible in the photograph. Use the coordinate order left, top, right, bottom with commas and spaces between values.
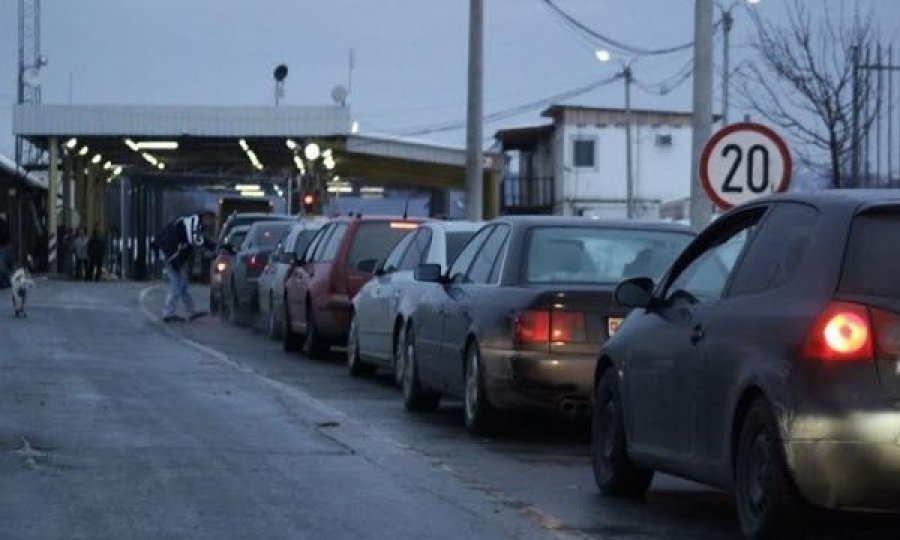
700, 122, 792, 211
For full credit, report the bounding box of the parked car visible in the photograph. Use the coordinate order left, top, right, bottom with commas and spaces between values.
348, 220, 481, 380
592, 191, 900, 539
401, 216, 694, 435
220, 220, 293, 325
210, 213, 295, 313
209, 225, 250, 314
283, 215, 425, 356
257, 219, 326, 339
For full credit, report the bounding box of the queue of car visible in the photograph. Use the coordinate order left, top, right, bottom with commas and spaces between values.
210, 190, 900, 539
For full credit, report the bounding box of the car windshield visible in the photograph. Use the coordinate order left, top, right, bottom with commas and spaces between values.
840, 211, 900, 297
347, 222, 414, 269
525, 226, 692, 284
252, 223, 291, 249
446, 231, 475, 264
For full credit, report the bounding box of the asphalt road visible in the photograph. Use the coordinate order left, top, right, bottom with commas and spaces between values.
2, 281, 898, 539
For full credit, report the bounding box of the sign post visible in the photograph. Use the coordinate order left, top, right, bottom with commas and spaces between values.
700, 122, 792, 212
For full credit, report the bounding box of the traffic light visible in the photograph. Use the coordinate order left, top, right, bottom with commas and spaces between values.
302, 192, 318, 215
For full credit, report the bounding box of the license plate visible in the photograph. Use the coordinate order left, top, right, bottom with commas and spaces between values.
607, 317, 623, 336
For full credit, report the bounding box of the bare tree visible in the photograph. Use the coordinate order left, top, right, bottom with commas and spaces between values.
738, 0, 877, 188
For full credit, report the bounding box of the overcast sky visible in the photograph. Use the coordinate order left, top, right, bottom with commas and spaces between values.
2, 0, 899, 157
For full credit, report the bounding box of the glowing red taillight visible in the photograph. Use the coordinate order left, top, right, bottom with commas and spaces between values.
243, 254, 264, 269
515, 310, 586, 345
515, 310, 550, 343
804, 302, 873, 361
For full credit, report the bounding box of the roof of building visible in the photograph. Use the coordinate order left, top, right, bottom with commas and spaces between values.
542, 104, 693, 120
493, 124, 555, 147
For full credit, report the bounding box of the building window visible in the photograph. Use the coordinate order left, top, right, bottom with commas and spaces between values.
573, 139, 595, 168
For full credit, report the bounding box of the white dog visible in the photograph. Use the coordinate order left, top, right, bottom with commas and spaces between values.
11, 266, 35, 318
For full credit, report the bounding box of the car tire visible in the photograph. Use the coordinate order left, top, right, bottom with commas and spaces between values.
347, 312, 375, 377
267, 296, 282, 340
303, 301, 329, 358
283, 300, 302, 352
592, 368, 654, 497
401, 326, 440, 412
227, 284, 242, 326
463, 340, 498, 436
735, 399, 805, 540
393, 324, 406, 388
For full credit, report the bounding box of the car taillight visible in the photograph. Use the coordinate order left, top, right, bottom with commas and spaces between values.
804, 302, 873, 361
515, 310, 586, 345
515, 310, 550, 343
243, 254, 264, 269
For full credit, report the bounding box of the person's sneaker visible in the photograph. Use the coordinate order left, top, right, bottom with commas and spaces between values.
188, 311, 208, 321
162, 315, 185, 323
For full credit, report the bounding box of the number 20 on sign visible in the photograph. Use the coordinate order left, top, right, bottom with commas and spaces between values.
699, 122, 792, 211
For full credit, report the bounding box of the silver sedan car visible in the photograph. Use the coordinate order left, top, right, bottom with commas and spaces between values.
348, 220, 481, 381
257, 219, 326, 339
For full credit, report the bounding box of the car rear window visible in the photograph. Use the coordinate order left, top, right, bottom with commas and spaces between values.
347, 222, 413, 269
840, 211, 900, 297
228, 230, 248, 249
446, 232, 475, 265
252, 223, 291, 249
525, 226, 692, 284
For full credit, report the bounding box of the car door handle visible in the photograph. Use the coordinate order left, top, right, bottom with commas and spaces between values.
690, 324, 706, 345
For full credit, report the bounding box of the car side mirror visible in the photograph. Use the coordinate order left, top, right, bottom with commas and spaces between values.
355, 258, 379, 274
614, 277, 656, 309
414, 263, 444, 284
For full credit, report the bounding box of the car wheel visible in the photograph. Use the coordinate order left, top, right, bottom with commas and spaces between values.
735, 399, 805, 539
463, 340, 498, 436
393, 324, 406, 387
267, 296, 282, 340
282, 300, 302, 352
402, 326, 440, 412
592, 368, 654, 497
303, 301, 329, 358
228, 284, 242, 325
347, 312, 376, 377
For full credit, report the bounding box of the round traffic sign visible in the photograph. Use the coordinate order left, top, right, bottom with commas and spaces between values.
699, 122, 792, 211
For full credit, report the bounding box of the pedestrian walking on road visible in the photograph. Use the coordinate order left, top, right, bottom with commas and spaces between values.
73, 228, 90, 280
88, 227, 105, 281
154, 212, 215, 322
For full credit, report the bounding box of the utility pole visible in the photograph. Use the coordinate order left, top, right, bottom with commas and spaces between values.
464, 0, 483, 221
722, 7, 733, 124
690, 0, 714, 229
623, 66, 634, 218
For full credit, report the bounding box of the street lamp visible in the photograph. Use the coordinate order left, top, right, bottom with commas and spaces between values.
304, 143, 321, 161
719, 0, 761, 124
596, 50, 636, 219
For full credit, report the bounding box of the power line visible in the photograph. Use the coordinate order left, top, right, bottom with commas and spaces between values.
397, 73, 623, 137
541, 0, 695, 57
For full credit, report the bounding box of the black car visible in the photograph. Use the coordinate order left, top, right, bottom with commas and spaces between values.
219, 220, 292, 325
593, 190, 900, 539
403, 216, 694, 435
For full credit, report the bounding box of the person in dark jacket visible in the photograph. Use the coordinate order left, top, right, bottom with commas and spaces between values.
88, 227, 105, 281
155, 212, 215, 322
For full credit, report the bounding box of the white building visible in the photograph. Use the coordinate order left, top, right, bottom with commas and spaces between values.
495, 105, 693, 219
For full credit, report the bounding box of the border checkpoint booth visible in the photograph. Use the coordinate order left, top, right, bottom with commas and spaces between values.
12, 104, 501, 278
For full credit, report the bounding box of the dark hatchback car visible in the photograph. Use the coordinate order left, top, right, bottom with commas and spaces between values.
403, 216, 694, 434
219, 220, 293, 325
593, 191, 900, 539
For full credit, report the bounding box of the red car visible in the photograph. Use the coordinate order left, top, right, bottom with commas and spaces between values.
283, 215, 423, 356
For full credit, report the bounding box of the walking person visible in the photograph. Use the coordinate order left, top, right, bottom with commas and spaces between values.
73, 228, 89, 281
154, 212, 215, 322
88, 227, 105, 281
